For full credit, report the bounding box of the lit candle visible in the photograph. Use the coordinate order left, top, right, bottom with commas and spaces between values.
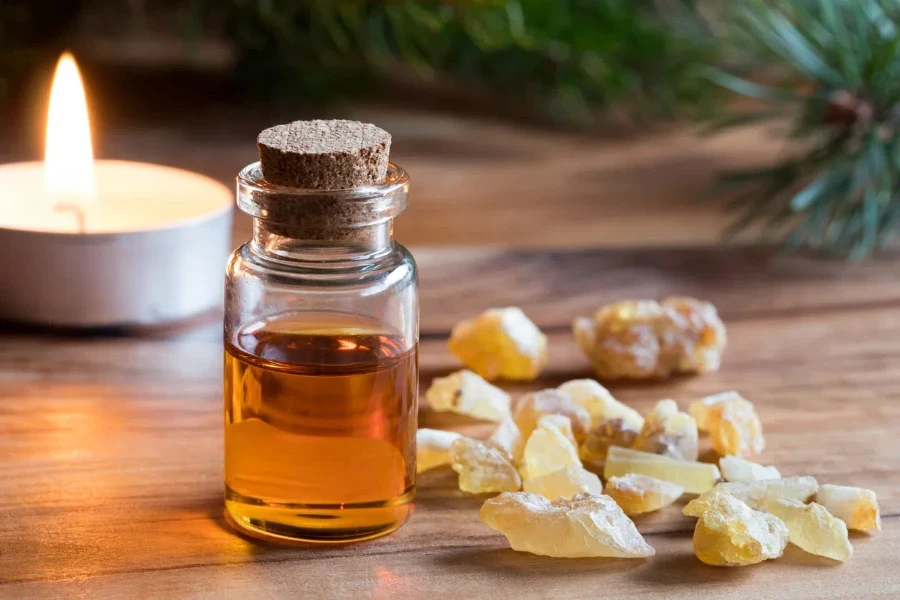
0, 53, 232, 327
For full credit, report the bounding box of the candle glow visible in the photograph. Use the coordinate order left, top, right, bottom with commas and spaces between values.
0, 51, 232, 326
44, 52, 95, 208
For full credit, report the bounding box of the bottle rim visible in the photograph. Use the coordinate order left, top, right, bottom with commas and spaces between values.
236, 162, 409, 229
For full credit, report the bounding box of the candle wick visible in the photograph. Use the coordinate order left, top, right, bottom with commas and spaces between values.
54, 202, 87, 233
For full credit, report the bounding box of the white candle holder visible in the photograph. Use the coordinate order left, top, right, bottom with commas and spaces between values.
0, 161, 232, 328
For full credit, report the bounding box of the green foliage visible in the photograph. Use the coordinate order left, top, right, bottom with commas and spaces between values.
709, 0, 900, 259
196, 0, 715, 125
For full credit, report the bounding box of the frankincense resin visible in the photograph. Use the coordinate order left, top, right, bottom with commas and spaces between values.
683, 490, 789, 567
480, 492, 655, 558
224, 314, 417, 543
605, 474, 683, 515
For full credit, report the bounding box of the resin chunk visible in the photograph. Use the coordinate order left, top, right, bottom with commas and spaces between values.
537, 414, 578, 448
480, 492, 655, 558
448, 307, 548, 381
663, 296, 728, 373
579, 418, 639, 464
557, 379, 644, 429
521, 416, 581, 479
572, 297, 726, 380
523, 466, 603, 500
488, 416, 525, 464
605, 474, 683, 515
710, 400, 765, 458
689, 390, 740, 432
450, 438, 522, 493
689, 391, 765, 457
513, 389, 591, 441
719, 455, 781, 483
631, 399, 699, 461
761, 497, 853, 561
816, 484, 881, 532
425, 370, 511, 422
603, 446, 721, 495
416, 428, 464, 473
684, 490, 789, 566
715, 476, 819, 509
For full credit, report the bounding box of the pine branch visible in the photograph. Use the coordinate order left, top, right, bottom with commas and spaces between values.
709, 0, 900, 259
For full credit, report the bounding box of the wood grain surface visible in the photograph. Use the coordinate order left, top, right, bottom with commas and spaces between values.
1, 247, 898, 599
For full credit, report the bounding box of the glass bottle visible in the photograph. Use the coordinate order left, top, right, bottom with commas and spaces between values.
223, 162, 418, 544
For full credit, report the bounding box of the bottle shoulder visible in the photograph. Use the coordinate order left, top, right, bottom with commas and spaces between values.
227, 242, 417, 292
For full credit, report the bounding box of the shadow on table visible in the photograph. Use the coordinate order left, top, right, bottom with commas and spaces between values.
779, 545, 848, 568
434, 547, 646, 577
633, 548, 753, 586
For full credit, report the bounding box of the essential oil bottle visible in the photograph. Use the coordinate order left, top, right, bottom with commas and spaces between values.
223, 121, 418, 544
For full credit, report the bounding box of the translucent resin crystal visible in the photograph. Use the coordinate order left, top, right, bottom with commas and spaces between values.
480, 492, 655, 558
631, 399, 699, 461
816, 484, 881, 533
488, 416, 526, 464
450, 438, 522, 494
684, 490, 789, 567
448, 307, 548, 381
761, 497, 853, 561
603, 446, 721, 495
426, 369, 511, 421
557, 379, 644, 429
579, 418, 639, 464
513, 389, 591, 441
523, 466, 603, 500
716, 476, 819, 509
521, 416, 581, 480
572, 297, 726, 380
605, 473, 684, 515
719, 455, 781, 483
416, 428, 464, 473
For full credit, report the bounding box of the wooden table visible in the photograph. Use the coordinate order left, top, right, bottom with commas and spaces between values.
1, 244, 898, 598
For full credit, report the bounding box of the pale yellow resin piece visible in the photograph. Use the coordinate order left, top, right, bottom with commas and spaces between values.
538, 414, 578, 448
416, 428, 464, 473
631, 399, 699, 461
603, 446, 721, 495
521, 417, 581, 480
556, 379, 644, 429
716, 476, 819, 509
689, 391, 765, 457
761, 497, 853, 561
816, 484, 881, 533
579, 418, 639, 464
684, 490, 789, 567
689, 390, 739, 432
425, 369, 511, 422
523, 466, 603, 500
480, 492, 655, 558
488, 416, 526, 464
711, 400, 765, 457
448, 307, 548, 381
605, 474, 684, 515
449, 438, 522, 494
719, 455, 781, 482
572, 297, 726, 380
513, 389, 591, 441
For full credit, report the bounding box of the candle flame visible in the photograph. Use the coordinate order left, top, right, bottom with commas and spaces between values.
45, 53, 95, 206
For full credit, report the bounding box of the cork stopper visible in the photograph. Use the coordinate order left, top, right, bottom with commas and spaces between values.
257, 120, 391, 189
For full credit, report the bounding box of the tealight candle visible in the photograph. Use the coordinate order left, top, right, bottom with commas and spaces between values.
0, 53, 232, 327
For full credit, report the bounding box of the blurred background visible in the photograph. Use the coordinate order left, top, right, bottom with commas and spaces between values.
1, 1, 895, 256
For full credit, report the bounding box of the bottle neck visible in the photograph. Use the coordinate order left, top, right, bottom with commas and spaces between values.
249, 219, 395, 264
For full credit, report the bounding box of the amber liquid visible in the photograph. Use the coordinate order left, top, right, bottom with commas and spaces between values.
224, 314, 417, 543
